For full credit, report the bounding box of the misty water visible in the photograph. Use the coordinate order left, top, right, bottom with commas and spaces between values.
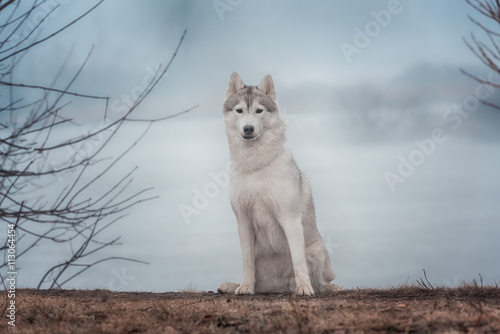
13, 111, 500, 292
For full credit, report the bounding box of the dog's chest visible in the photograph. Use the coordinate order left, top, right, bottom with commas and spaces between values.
230, 170, 281, 213
231, 172, 289, 254
249, 197, 288, 254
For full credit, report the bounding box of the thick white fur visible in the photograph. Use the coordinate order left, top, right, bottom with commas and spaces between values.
218, 72, 339, 296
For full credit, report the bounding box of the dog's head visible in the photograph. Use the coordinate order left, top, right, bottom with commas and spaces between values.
223, 72, 283, 141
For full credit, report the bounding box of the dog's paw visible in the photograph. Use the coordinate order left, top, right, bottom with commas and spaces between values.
235, 284, 254, 295
295, 285, 315, 296
217, 282, 239, 294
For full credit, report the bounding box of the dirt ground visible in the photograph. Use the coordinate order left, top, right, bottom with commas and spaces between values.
1, 285, 499, 333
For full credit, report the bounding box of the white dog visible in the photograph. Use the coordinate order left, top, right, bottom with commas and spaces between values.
217, 72, 338, 296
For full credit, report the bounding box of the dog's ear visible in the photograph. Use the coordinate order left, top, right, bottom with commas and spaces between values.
226, 72, 245, 99
257, 74, 276, 101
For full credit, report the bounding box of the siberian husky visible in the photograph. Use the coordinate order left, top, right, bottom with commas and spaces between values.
217, 72, 338, 296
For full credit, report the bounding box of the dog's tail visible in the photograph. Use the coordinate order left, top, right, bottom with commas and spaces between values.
217, 282, 239, 294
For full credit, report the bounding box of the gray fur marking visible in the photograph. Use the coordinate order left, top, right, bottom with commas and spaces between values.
223, 86, 277, 113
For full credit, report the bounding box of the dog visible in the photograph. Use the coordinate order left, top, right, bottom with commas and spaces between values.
217, 72, 339, 296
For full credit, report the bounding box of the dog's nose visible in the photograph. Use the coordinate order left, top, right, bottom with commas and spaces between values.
243, 125, 254, 135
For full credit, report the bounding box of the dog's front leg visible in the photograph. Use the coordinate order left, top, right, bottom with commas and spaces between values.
280, 215, 314, 296
235, 214, 255, 294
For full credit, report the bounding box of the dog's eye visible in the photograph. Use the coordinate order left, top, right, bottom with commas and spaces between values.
236, 108, 243, 113
256, 109, 263, 114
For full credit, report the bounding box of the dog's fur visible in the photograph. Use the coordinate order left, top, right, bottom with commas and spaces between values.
217, 72, 338, 296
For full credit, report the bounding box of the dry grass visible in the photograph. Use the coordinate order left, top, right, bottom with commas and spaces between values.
2, 284, 500, 333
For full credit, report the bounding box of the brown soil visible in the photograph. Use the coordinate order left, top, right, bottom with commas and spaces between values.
2, 285, 500, 333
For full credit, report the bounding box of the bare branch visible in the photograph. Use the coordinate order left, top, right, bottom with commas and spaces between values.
125, 104, 199, 123
0, 81, 109, 100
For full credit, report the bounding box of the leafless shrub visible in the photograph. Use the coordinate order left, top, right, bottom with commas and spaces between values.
0, 0, 195, 288
462, 0, 500, 109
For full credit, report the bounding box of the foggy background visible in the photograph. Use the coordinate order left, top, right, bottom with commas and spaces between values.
4, 0, 500, 291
